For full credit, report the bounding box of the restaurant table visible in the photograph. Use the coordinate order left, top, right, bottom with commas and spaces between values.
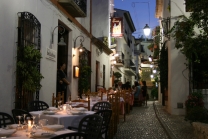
30, 110, 95, 128
2, 128, 75, 139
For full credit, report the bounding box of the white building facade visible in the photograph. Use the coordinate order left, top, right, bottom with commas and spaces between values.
0, 0, 112, 114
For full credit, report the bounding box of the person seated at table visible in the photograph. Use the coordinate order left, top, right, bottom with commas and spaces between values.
114, 83, 119, 91
124, 81, 131, 90
108, 87, 115, 94
118, 81, 123, 91
132, 85, 135, 94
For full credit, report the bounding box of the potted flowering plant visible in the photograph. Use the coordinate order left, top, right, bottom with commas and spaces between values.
185, 91, 204, 108
185, 91, 208, 123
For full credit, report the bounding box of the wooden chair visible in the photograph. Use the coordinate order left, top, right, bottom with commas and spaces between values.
97, 88, 106, 100
123, 89, 132, 114
52, 92, 64, 107
107, 93, 119, 138
0, 112, 15, 128
71, 96, 90, 111
118, 90, 126, 122
50, 132, 87, 139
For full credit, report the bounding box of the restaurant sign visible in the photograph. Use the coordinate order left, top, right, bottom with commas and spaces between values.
111, 17, 123, 37
46, 48, 56, 61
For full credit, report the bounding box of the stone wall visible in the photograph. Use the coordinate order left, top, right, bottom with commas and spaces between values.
193, 122, 208, 139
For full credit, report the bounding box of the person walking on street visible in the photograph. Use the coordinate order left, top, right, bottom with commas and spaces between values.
141, 80, 148, 106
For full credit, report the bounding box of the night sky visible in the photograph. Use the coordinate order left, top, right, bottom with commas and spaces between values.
114, 0, 159, 38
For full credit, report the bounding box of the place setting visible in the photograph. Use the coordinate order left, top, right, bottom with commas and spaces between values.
42, 107, 59, 115
0, 128, 16, 138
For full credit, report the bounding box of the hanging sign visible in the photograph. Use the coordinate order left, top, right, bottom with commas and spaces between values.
46, 48, 56, 61
111, 17, 123, 37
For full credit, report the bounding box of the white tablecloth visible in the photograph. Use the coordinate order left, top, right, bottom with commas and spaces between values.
4, 129, 75, 139
30, 111, 95, 128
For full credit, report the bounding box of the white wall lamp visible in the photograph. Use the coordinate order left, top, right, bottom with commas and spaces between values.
161, 17, 170, 39
51, 25, 66, 48
73, 35, 85, 57
150, 74, 154, 78
149, 55, 152, 62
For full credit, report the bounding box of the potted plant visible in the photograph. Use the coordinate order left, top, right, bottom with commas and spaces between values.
185, 91, 208, 123
78, 58, 92, 96
113, 72, 122, 85
16, 45, 44, 109
153, 48, 159, 59
17, 45, 44, 92
147, 43, 154, 52
151, 87, 158, 99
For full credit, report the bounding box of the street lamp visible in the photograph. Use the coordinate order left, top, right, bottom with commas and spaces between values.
74, 35, 85, 52
143, 24, 151, 37
51, 25, 66, 48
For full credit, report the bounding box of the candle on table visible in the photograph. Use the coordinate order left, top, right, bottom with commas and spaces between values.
63, 105, 66, 111
28, 120, 32, 132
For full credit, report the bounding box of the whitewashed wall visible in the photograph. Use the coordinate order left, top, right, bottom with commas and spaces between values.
91, 0, 111, 90
0, 0, 91, 114
166, 0, 190, 115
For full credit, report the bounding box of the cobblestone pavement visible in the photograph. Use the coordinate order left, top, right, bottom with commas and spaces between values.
154, 101, 197, 139
113, 101, 197, 139
114, 101, 169, 139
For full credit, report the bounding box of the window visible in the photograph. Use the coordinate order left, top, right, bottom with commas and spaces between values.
16, 12, 41, 109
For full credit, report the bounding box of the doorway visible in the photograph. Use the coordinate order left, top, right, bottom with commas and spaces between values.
57, 23, 69, 102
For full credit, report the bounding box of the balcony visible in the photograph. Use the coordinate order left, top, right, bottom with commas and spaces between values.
58, 0, 86, 17
124, 67, 136, 76
115, 59, 124, 67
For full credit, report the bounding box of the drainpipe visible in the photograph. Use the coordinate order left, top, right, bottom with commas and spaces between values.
90, 0, 92, 89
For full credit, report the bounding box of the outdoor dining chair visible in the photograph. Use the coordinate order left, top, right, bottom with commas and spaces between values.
28, 100, 49, 112
0, 112, 15, 128
50, 132, 87, 139
52, 92, 64, 107
91, 101, 111, 111
95, 109, 112, 139
12, 109, 32, 124
68, 114, 103, 139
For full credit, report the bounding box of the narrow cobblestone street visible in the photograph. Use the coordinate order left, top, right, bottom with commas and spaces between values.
114, 101, 197, 139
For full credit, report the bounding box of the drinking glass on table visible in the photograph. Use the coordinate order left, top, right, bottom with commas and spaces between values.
39, 119, 48, 128
16, 115, 23, 129
22, 114, 27, 125
31, 116, 37, 133
58, 100, 62, 110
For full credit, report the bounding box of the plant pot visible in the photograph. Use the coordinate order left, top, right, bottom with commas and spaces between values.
154, 45, 158, 48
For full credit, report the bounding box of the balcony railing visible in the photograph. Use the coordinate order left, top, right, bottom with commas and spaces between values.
114, 58, 124, 67
58, 0, 86, 17
124, 67, 136, 76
